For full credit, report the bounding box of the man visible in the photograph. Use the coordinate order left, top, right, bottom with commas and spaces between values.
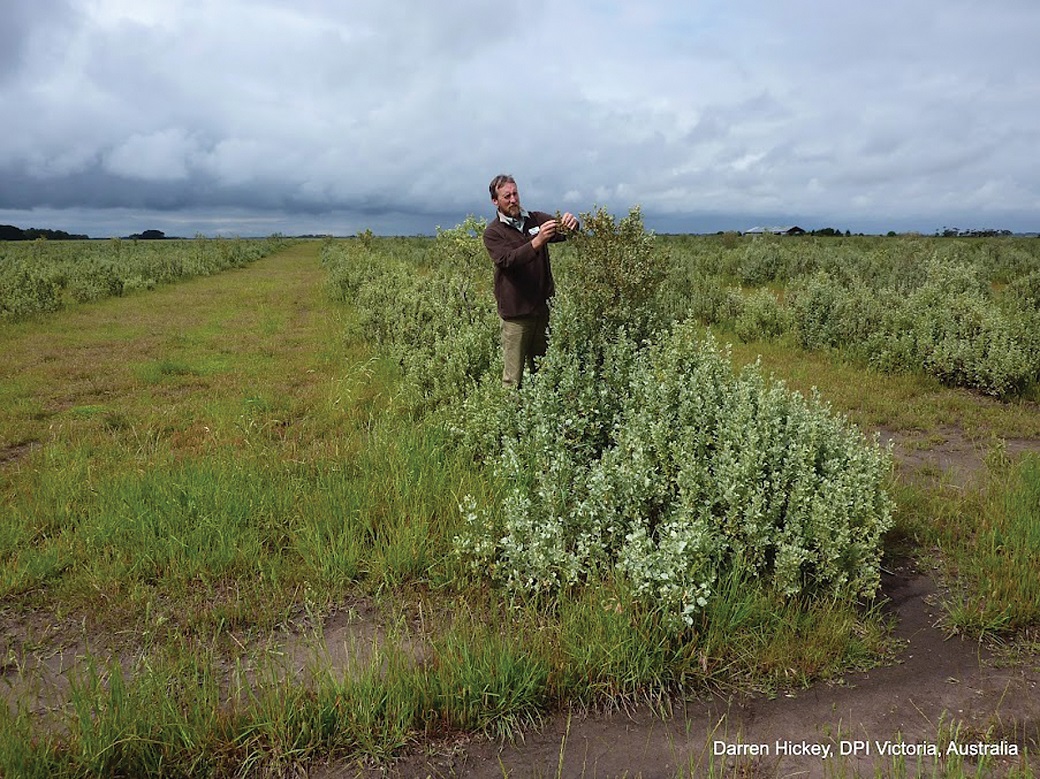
482, 174, 579, 388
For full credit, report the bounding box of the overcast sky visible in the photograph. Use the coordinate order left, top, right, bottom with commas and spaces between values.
2, 0, 1038, 237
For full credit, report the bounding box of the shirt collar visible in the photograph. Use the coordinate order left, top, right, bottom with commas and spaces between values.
498, 209, 529, 232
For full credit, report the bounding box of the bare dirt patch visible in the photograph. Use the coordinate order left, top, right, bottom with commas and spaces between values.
0, 606, 107, 720
881, 425, 1040, 488
270, 598, 429, 685
0, 439, 39, 465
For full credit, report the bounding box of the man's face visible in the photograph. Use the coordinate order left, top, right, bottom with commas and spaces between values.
493, 182, 522, 218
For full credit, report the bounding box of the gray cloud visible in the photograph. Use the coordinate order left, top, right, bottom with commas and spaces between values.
2, 0, 1039, 236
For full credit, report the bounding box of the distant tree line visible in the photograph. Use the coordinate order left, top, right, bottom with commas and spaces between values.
936, 227, 1014, 238
0, 224, 89, 241
0, 225, 176, 241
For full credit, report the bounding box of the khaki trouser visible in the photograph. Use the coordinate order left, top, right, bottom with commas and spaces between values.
500, 309, 549, 389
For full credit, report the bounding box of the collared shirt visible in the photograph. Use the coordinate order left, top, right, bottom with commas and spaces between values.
498, 209, 530, 232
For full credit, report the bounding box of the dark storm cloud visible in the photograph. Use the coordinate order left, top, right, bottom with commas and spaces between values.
0, 0, 78, 82
2, 0, 1039, 236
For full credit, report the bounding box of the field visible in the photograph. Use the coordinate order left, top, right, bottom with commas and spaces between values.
1, 223, 1039, 778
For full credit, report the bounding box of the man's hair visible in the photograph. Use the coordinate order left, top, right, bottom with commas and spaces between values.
489, 174, 515, 200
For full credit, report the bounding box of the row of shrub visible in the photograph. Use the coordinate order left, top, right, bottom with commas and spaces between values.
663, 232, 1040, 289
0, 236, 290, 319
322, 213, 894, 631
658, 235, 1040, 397
322, 223, 498, 412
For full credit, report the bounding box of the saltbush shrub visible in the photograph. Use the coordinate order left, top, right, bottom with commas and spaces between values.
453, 209, 893, 628
0, 260, 63, 317
457, 319, 892, 628
322, 222, 498, 412
563, 206, 665, 344
876, 259, 1033, 397
734, 288, 788, 342
67, 260, 124, 302
738, 238, 784, 286
789, 273, 886, 352
783, 257, 1038, 397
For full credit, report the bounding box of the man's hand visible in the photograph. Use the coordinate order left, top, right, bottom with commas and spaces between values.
531, 219, 556, 249
532, 213, 580, 249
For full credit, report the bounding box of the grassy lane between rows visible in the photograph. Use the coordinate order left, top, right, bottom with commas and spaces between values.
0, 241, 496, 775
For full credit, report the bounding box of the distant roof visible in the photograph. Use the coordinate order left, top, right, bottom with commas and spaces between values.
743, 225, 805, 235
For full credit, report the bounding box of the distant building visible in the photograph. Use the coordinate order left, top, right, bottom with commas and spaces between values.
743, 225, 806, 236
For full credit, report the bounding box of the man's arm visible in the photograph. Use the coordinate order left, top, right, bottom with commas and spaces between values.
483, 211, 580, 266
483, 225, 540, 269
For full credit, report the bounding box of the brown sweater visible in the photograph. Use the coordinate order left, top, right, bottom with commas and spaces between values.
482, 210, 565, 319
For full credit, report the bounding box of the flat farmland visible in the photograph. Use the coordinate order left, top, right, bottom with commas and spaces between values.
2, 226, 1039, 778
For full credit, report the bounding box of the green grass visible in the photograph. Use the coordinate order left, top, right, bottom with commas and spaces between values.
901, 453, 1040, 637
